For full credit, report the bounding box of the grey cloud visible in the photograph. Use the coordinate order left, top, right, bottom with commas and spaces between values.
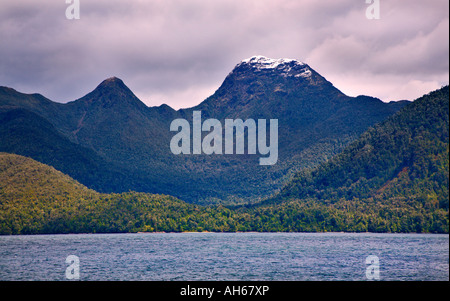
0, 0, 448, 108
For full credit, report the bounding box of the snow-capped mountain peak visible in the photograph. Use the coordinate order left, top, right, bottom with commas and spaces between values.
241, 55, 304, 69
236, 55, 311, 78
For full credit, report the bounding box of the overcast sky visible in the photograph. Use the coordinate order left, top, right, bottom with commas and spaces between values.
0, 0, 448, 109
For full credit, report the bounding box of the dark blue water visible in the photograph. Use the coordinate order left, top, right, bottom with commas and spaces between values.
0, 232, 448, 281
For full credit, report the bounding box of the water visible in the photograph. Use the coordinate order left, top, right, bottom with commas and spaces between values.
0, 232, 448, 281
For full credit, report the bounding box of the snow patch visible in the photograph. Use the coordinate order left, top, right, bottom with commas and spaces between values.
294, 69, 312, 78
241, 55, 303, 69
238, 55, 311, 78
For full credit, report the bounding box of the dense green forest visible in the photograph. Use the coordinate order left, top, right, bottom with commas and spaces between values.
1, 152, 448, 235
278, 86, 449, 208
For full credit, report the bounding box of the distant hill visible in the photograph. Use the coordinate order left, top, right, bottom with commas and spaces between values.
0, 152, 96, 234
278, 86, 449, 206
0, 56, 409, 204
0, 108, 143, 193
254, 86, 449, 233
0, 152, 235, 234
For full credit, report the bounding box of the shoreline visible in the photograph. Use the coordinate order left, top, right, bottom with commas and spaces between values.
1, 231, 448, 237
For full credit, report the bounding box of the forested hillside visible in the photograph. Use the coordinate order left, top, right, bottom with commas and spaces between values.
0, 152, 236, 234
261, 86, 449, 233
279, 86, 449, 207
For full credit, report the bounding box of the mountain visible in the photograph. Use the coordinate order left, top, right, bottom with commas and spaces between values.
62, 77, 167, 146
0, 56, 409, 204
259, 86, 449, 232
190, 56, 407, 151
177, 56, 409, 202
0, 79, 182, 195
0, 108, 147, 193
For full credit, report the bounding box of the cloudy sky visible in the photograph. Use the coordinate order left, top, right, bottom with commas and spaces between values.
0, 0, 448, 109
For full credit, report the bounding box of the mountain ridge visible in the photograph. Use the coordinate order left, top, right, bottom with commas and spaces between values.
0, 56, 411, 203
274, 85, 449, 210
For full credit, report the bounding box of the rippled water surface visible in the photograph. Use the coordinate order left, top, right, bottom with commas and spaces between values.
0, 232, 448, 281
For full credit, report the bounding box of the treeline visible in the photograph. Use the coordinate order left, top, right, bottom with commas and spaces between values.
1, 189, 448, 235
